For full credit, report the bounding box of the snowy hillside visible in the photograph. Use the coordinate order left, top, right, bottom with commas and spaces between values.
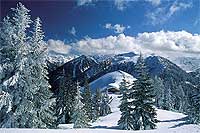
89, 70, 136, 92
92, 94, 200, 133
1, 93, 200, 133
171, 57, 200, 72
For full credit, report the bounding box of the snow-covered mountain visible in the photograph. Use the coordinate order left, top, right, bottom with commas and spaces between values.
47, 51, 200, 74
92, 52, 138, 64
47, 54, 76, 72
171, 57, 200, 72
48, 52, 199, 113
89, 70, 136, 93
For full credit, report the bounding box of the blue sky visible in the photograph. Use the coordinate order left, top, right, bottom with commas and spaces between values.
1, 0, 199, 42
1, 0, 200, 57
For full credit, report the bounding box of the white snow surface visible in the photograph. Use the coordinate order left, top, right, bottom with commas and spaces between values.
89, 70, 136, 92
1, 94, 200, 133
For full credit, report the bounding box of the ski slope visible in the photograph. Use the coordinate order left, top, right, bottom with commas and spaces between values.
1, 94, 200, 133
89, 70, 136, 92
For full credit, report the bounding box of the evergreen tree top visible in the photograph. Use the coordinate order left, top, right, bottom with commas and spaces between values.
11, 2, 32, 26
31, 17, 44, 43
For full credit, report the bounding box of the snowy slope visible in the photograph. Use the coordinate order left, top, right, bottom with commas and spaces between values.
89, 70, 136, 92
2, 93, 200, 133
92, 94, 200, 132
171, 56, 200, 72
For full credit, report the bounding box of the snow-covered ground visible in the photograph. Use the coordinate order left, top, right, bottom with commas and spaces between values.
1, 94, 200, 133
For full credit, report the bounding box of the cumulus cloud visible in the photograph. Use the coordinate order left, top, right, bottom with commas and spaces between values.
76, 0, 130, 10
73, 34, 140, 55
104, 23, 130, 33
47, 39, 72, 54
137, 31, 200, 54
72, 31, 200, 56
69, 27, 76, 36
47, 31, 200, 58
147, 1, 192, 25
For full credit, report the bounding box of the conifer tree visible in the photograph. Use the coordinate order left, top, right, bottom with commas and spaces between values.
118, 78, 134, 130
7, 2, 33, 128
72, 82, 90, 128
0, 16, 15, 127
153, 76, 165, 109
188, 85, 200, 124
100, 91, 112, 116
82, 78, 93, 121
0, 16, 15, 83
29, 17, 57, 128
0, 3, 57, 128
92, 88, 101, 121
56, 70, 67, 124
130, 54, 157, 130
176, 85, 186, 112
56, 70, 77, 124
0, 90, 12, 128
163, 81, 173, 110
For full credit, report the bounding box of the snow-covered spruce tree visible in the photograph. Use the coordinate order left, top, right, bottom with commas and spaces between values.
3, 2, 33, 128
163, 80, 173, 111
130, 53, 157, 130
0, 16, 16, 84
118, 78, 134, 130
188, 85, 200, 124
99, 90, 112, 116
56, 70, 67, 124
56, 70, 78, 124
82, 78, 93, 121
92, 88, 102, 121
0, 90, 13, 128
0, 3, 56, 128
153, 76, 165, 109
176, 85, 187, 112
28, 17, 57, 128
71, 82, 90, 128
0, 16, 15, 127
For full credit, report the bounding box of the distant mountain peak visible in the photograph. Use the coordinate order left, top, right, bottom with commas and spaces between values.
117, 52, 137, 57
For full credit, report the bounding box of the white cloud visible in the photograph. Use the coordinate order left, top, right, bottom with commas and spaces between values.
114, 0, 129, 11
76, 0, 162, 11
114, 0, 161, 10
136, 30, 200, 54
105, 23, 112, 29
147, 1, 192, 25
76, 0, 130, 10
47, 39, 72, 54
169, 2, 192, 16
104, 23, 130, 33
73, 34, 140, 55
194, 18, 200, 26
145, 0, 161, 6
47, 31, 200, 58
69, 27, 76, 36
73, 31, 200, 57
